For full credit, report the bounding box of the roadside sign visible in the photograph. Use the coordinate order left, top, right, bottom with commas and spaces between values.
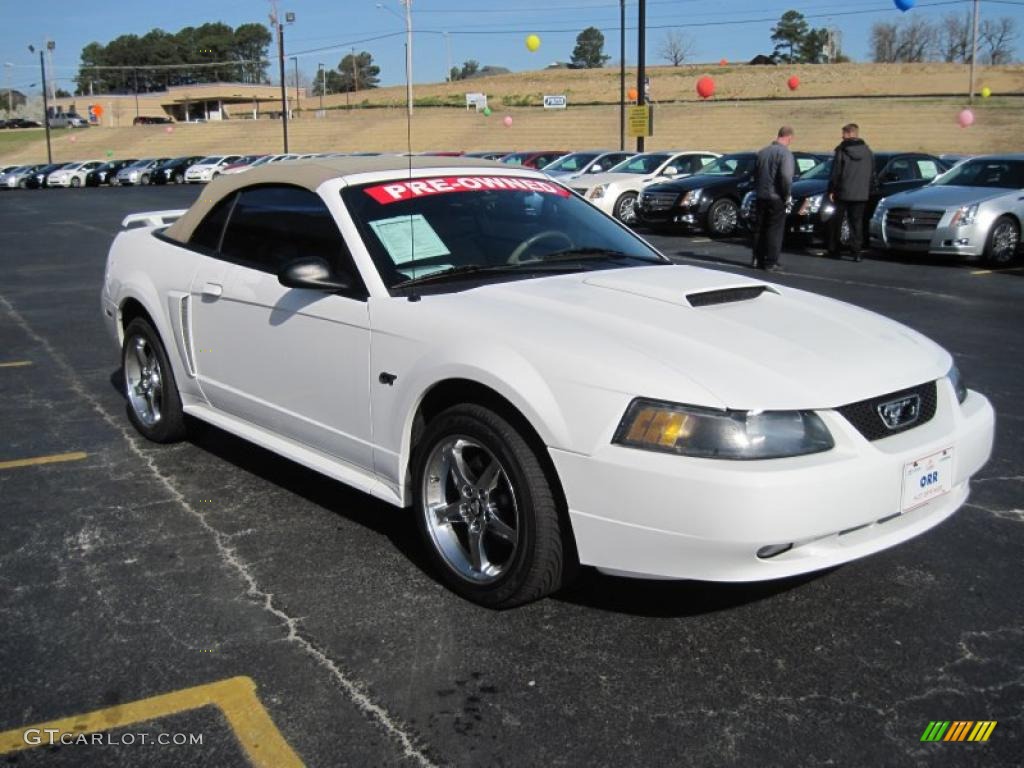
465, 92, 487, 111
627, 105, 652, 138
543, 94, 567, 109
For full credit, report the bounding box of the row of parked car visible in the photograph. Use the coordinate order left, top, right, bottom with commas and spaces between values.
2, 146, 1018, 263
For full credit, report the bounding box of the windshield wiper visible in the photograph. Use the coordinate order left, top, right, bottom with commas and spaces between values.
391, 262, 585, 290
535, 247, 663, 264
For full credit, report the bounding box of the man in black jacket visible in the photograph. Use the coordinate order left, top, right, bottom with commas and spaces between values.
827, 123, 874, 262
751, 125, 795, 271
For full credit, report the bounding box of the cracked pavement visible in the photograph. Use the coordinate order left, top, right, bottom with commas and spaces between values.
0, 186, 1020, 766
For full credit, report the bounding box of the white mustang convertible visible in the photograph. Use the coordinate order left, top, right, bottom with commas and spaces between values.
102, 157, 994, 608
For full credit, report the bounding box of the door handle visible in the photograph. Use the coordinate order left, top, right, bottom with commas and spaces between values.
201, 282, 223, 298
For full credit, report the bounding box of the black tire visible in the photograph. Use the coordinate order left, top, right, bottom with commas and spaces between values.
140, 174, 150, 185
984, 215, 1020, 266
173, 172, 183, 184
121, 318, 187, 443
705, 197, 739, 237
412, 404, 566, 609
70, 176, 81, 188
613, 192, 638, 224
18, 179, 26, 189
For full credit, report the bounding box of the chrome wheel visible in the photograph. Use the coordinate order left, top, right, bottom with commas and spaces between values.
124, 335, 163, 428
709, 199, 738, 235
989, 219, 1020, 264
421, 436, 519, 584
615, 193, 637, 224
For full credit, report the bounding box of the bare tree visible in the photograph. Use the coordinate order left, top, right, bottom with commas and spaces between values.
871, 22, 900, 63
936, 12, 971, 63
979, 17, 1018, 65
659, 29, 696, 66
896, 16, 936, 62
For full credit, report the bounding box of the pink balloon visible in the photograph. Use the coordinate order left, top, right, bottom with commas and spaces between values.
503, 115, 513, 127
69, 134, 77, 142
957, 108, 975, 128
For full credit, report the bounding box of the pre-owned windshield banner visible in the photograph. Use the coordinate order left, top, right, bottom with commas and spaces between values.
364, 176, 571, 204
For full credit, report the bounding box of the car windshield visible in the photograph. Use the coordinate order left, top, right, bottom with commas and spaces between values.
607, 154, 670, 175
933, 158, 1024, 189
342, 175, 665, 292
128, 160, 150, 169
500, 153, 531, 165
799, 158, 833, 180
544, 153, 599, 172
198, 156, 222, 164
697, 155, 755, 176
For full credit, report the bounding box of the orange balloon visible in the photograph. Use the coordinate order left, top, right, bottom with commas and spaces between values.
696, 76, 715, 99
627, 87, 638, 101
719, 58, 728, 66
92, 104, 104, 117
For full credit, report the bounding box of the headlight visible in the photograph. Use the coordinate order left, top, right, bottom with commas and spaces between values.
681, 189, 703, 206
872, 202, 886, 221
948, 365, 968, 404
950, 203, 980, 227
613, 399, 834, 460
588, 184, 607, 200
799, 193, 823, 215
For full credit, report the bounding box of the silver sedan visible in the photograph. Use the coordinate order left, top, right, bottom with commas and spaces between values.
870, 154, 1023, 264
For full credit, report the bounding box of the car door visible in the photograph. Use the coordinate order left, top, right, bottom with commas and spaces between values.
877, 155, 922, 199
187, 184, 374, 470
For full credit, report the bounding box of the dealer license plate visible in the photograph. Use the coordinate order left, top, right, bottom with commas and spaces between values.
901, 447, 954, 513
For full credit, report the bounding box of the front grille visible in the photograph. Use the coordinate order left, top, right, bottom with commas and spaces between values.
637, 191, 678, 212
836, 381, 937, 441
885, 208, 944, 232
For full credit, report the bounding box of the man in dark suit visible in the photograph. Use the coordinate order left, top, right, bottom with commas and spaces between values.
827, 123, 875, 262
751, 125, 796, 271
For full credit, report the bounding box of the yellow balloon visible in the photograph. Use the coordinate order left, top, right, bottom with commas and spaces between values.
526, 34, 541, 52
981, 86, 992, 99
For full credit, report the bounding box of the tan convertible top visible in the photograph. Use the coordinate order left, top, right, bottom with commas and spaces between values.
164, 155, 506, 243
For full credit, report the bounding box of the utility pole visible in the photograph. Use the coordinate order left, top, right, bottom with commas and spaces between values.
403, 0, 413, 117
29, 44, 53, 163
291, 56, 300, 115
270, 5, 294, 152
3, 63, 12, 115
444, 31, 452, 82
134, 68, 140, 118
619, 0, 625, 151
318, 63, 325, 111
968, 0, 980, 104
636, 0, 646, 152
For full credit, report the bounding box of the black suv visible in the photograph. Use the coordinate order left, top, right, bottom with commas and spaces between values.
85, 159, 138, 187
149, 156, 204, 185
635, 151, 826, 236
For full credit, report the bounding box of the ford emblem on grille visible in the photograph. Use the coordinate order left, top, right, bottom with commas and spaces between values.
877, 394, 922, 430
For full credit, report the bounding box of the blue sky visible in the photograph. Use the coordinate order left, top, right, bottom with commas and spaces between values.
2, 0, 1021, 93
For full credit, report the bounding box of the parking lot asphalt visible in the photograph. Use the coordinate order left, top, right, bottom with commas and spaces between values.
0, 184, 1021, 768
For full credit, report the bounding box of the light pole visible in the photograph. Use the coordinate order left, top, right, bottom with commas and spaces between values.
290, 56, 300, 115
3, 63, 12, 115
636, 0, 646, 152
377, 1, 413, 117
444, 31, 452, 82
28, 43, 53, 164
270, 9, 295, 152
619, 0, 625, 151
968, 0, 981, 104
318, 62, 325, 111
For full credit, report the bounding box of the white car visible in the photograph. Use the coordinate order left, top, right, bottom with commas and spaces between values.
101, 158, 995, 608
185, 155, 242, 183
114, 158, 170, 186
569, 151, 720, 223
46, 160, 104, 188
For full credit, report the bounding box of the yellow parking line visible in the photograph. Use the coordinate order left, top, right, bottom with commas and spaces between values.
0, 676, 303, 767
0, 360, 32, 368
0, 451, 88, 471
972, 267, 1023, 276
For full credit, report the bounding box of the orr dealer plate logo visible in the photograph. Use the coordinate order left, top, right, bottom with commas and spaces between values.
920, 721, 997, 742
878, 393, 921, 430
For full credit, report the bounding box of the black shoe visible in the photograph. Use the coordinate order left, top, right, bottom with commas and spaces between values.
853, 253, 863, 262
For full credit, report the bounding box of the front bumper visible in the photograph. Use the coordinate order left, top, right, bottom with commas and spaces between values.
870, 211, 987, 257
550, 382, 994, 581
636, 200, 712, 228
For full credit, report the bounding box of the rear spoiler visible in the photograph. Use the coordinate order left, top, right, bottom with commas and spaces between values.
121, 209, 187, 229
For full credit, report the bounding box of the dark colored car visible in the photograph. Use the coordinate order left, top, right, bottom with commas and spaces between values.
417, 151, 465, 157
499, 150, 568, 169
85, 159, 139, 187
149, 156, 204, 185
635, 151, 826, 236
133, 115, 174, 125
5, 118, 43, 129
23, 163, 67, 189
464, 151, 508, 160
739, 152, 950, 246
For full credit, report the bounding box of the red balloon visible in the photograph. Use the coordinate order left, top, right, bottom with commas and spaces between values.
719, 58, 728, 66
696, 76, 715, 99
788, 75, 800, 91
627, 87, 638, 101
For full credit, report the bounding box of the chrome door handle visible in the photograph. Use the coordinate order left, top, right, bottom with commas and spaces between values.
201, 282, 223, 298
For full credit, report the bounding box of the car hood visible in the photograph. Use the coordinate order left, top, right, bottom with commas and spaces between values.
573, 171, 656, 189
881, 184, 1010, 208
645, 174, 746, 194
790, 178, 829, 198
412, 266, 950, 411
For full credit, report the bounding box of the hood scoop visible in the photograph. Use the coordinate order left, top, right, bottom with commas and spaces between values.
686, 285, 776, 307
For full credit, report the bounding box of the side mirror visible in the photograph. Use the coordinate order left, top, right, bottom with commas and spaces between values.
661, 166, 678, 177
885, 172, 900, 183
588, 164, 602, 172
278, 258, 352, 291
